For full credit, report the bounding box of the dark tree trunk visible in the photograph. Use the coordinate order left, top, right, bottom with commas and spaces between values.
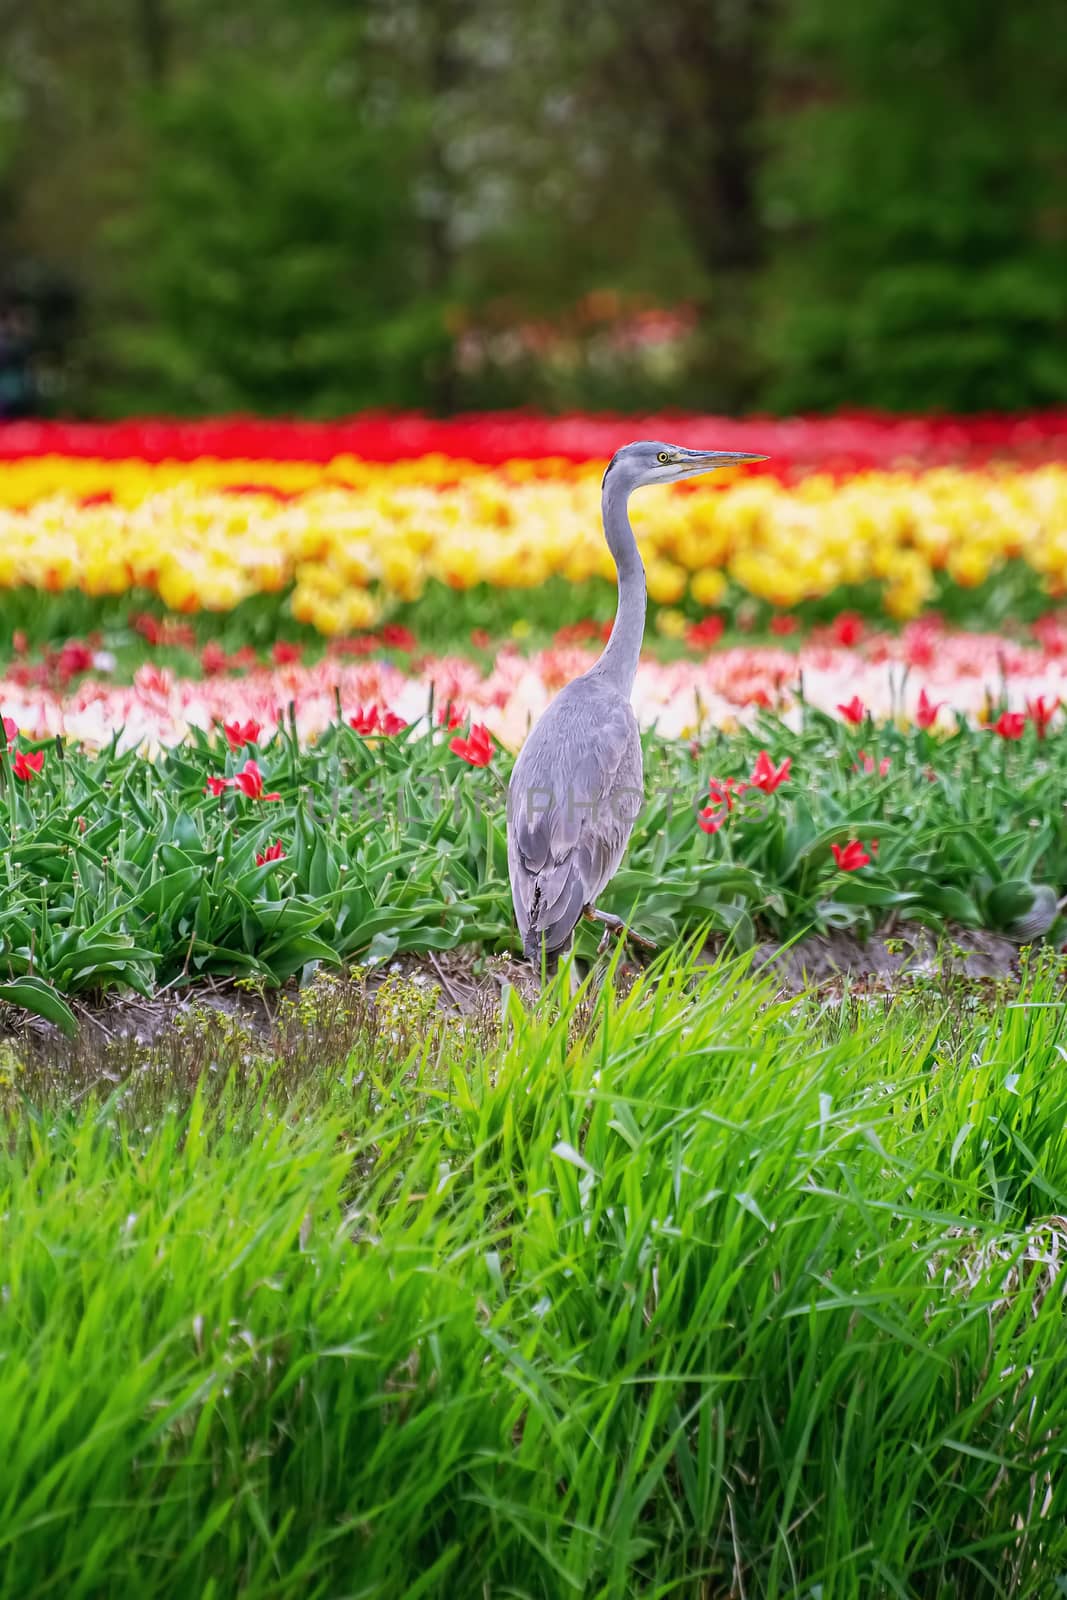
422, 0, 464, 412
135, 0, 170, 86
598, 0, 774, 405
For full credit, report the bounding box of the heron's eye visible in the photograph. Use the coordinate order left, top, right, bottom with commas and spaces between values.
656, 451, 670, 465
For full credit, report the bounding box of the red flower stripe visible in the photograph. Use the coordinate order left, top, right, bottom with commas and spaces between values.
2, 410, 1065, 471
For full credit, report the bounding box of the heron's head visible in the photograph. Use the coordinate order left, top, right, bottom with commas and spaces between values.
603, 439, 768, 492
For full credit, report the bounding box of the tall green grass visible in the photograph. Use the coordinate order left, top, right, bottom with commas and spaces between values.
3, 955, 1066, 1596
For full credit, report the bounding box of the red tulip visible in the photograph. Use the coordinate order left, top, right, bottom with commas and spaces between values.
133, 612, 163, 646
915, 689, 945, 729
232, 759, 281, 801
205, 774, 232, 796
469, 628, 491, 650
6, 414, 1062, 471
770, 614, 797, 636
256, 839, 286, 865
12, 750, 44, 782
748, 750, 791, 793
706, 776, 745, 813
133, 613, 195, 650
837, 696, 866, 725
1032, 616, 1067, 655
553, 620, 600, 646
686, 616, 724, 651
329, 635, 378, 659
854, 749, 891, 777
349, 705, 408, 736
831, 839, 872, 871
223, 718, 262, 750
1026, 695, 1059, 739
831, 612, 865, 648
450, 724, 493, 766
200, 642, 229, 676
438, 701, 466, 730
57, 641, 94, 682
992, 711, 1026, 740
1, 715, 17, 747
381, 624, 416, 651
903, 622, 939, 669
698, 807, 727, 834
272, 642, 302, 666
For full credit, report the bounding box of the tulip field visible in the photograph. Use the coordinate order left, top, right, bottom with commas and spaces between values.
4, 412, 1067, 1597
3, 413, 1067, 640
2, 411, 1067, 1020
5, 698, 1067, 1036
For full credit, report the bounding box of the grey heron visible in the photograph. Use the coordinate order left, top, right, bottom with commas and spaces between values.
506, 438, 768, 976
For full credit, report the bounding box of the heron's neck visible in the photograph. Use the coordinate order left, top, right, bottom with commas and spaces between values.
588, 473, 646, 697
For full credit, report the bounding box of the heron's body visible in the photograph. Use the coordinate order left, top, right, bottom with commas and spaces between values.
506, 438, 767, 973
507, 675, 642, 963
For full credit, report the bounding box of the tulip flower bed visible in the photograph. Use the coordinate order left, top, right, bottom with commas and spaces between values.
1, 413, 1066, 646
2, 699, 1067, 1027
5, 617, 1067, 754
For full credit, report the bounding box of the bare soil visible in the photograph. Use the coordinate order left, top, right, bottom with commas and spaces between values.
0, 922, 1027, 1053
747, 922, 1024, 994
0, 924, 1040, 1116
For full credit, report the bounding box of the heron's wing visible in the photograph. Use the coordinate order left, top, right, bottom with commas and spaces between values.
507, 693, 641, 961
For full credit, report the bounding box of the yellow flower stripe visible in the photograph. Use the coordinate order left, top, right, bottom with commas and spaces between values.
0, 459, 1064, 633
0, 454, 593, 507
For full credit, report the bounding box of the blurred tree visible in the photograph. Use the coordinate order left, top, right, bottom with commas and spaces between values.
763, 0, 1067, 411
413, 0, 761, 409
599, 1, 772, 281
1, 0, 1065, 416
135, 0, 172, 86
105, 49, 450, 414
582, 0, 775, 406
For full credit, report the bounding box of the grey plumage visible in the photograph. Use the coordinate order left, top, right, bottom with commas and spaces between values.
508, 680, 642, 962
506, 438, 767, 970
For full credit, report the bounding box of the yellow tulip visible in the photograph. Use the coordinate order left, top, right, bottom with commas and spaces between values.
0, 454, 1060, 636
656, 608, 689, 639
690, 569, 728, 607
646, 559, 688, 606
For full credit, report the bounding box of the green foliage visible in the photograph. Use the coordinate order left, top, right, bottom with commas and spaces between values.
2, 961, 1067, 1592
764, 0, 1067, 411
6, 0, 1067, 414
1, 709, 1067, 1016
106, 65, 450, 414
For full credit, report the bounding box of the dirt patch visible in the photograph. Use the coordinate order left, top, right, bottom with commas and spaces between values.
0, 963, 506, 1116
745, 922, 1024, 997
0, 947, 515, 1054
0, 923, 1034, 1069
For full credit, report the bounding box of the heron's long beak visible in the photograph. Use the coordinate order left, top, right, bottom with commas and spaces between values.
685, 449, 769, 473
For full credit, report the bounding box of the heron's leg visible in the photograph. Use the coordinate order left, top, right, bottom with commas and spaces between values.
583, 906, 657, 956
534, 944, 582, 997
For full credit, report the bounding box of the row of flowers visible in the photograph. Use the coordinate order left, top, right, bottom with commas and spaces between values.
4, 623, 1067, 752
4, 410, 1066, 469
0, 713, 967, 888
2, 462, 1065, 631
